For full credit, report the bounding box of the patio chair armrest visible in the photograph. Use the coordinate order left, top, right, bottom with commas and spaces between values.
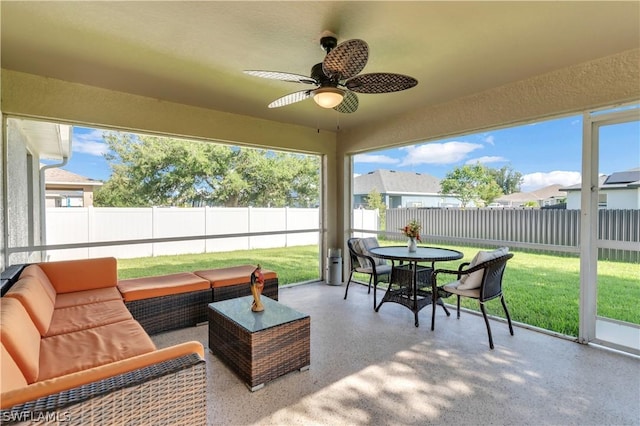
433, 268, 465, 279
433, 261, 470, 279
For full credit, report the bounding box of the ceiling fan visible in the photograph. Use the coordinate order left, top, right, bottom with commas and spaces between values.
244, 33, 418, 114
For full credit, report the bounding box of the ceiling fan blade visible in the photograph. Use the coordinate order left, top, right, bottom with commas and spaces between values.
334, 90, 358, 114
244, 70, 317, 85
345, 73, 418, 93
268, 90, 312, 108
322, 39, 369, 80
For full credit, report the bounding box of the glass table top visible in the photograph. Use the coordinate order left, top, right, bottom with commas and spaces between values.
368, 246, 464, 262
209, 296, 308, 333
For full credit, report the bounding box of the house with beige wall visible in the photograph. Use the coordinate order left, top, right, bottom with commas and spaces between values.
44, 168, 103, 208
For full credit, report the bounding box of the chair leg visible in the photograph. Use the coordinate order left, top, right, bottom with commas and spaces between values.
431, 296, 436, 331
438, 299, 450, 316
479, 302, 495, 350
372, 277, 379, 310
501, 295, 514, 336
367, 275, 373, 294
344, 271, 354, 300
456, 296, 461, 319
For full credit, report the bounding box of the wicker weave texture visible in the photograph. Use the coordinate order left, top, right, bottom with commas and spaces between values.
1, 354, 206, 425
380, 264, 435, 310
208, 307, 310, 389
212, 278, 278, 302
125, 289, 212, 335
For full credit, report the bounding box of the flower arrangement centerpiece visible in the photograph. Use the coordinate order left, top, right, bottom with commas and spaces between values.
401, 219, 421, 252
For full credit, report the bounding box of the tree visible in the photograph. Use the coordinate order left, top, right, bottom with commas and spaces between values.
477, 178, 504, 206
94, 132, 320, 207
365, 188, 386, 230
440, 164, 503, 207
489, 165, 523, 195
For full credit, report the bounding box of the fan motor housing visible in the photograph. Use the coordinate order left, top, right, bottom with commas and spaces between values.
311, 63, 336, 87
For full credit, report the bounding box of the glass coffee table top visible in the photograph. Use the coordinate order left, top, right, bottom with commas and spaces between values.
208, 296, 308, 333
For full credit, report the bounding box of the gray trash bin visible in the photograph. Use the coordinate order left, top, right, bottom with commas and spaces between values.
326, 248, 342, 285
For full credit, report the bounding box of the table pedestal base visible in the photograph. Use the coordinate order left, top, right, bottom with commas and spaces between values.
375, 263, 450, 327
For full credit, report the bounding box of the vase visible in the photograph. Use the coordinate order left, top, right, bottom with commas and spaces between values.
408, 237, 417, 253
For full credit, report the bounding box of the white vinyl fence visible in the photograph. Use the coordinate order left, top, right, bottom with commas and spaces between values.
45, 207, 378, 261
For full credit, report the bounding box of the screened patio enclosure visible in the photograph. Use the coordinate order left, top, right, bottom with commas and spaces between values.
1, 2, 639, 355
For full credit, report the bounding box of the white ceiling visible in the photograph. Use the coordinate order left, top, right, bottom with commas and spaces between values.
2, 1, 639, 132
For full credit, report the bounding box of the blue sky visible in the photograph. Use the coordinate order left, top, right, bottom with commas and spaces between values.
67, 112, 639, 193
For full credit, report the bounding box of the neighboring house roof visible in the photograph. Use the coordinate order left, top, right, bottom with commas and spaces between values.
45, 168, 103, 188
560, 169, 640, 191
354, 169, 441, 195
497, 184, 566, 203
603, 169, 640, 188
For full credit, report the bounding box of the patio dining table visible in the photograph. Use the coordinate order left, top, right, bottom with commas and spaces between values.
368, 246, 463, 328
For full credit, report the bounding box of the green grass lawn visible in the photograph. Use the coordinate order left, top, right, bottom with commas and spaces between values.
117, 244, 639, 337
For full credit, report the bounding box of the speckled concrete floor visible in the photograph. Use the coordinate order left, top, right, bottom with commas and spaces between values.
152, 282, 640, 426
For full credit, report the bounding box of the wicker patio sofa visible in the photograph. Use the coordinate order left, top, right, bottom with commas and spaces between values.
117, 264, 279, 335
0, 257, 206, 424
194, 264, 279, 302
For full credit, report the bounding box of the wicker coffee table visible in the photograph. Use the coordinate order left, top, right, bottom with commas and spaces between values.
208, 296, 310, 391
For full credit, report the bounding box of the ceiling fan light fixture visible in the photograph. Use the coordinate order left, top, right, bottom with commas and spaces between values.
312, 87, 344, 108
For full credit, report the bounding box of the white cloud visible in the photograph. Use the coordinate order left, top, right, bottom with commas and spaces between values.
465, 156, 507, 165
483, 135, 495, 145
353, 153, 399, 164
521, 171, 581, 192
73, 129, 109, 156
399, 141, 483, 166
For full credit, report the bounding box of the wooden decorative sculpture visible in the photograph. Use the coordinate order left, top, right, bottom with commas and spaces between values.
250, 264, 265, 312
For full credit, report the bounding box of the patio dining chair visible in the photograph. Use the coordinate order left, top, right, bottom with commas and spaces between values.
432, 248, 514, 349
344, 237, 391, 309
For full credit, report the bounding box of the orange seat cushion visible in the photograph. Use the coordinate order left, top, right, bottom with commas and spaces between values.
38, 319, 156, 381
38, 257, 117, 293
1, 343, 28, 393
46, 300, 133, 337
54, 287, 123, 309
117, 272, 210, 302
4, 276, 55, 336
1, 341, 203, 410
194, 265, 277, 288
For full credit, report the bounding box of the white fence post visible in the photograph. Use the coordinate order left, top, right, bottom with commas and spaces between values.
86, 206, 94, 259
151, 206, 158, 257
285, 206, 289, 247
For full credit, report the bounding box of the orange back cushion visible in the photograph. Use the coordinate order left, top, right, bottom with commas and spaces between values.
19, 265, 57, 303
0, 298, 41, 383
38, 257, 117, 294
5, 277, 55, 336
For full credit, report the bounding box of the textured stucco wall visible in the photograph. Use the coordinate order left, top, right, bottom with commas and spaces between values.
6, 119, 42, 264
